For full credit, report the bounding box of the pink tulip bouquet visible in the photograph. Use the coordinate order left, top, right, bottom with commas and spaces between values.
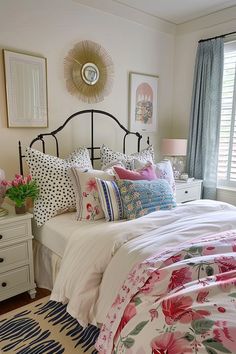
1, 174, 39, 208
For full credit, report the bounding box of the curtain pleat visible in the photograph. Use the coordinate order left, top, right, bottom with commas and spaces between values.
187, 38, 224, 199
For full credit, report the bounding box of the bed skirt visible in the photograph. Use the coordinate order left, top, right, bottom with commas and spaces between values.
33, 240, 62, 290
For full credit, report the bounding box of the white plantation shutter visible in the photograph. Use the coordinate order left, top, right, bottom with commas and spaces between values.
218, 41, 236, 187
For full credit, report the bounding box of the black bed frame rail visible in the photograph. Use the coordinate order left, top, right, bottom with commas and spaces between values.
18, 109, 143, 175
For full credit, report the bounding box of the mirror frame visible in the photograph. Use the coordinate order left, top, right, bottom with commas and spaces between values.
3, 49, 48, 128
81, 62, 99, 86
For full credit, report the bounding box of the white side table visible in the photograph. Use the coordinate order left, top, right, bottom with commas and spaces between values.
175, 179, 203, 203
0, 205, 36, 301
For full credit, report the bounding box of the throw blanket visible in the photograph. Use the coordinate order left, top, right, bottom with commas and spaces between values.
51, 200, 236, 326
96, 230, 236, 353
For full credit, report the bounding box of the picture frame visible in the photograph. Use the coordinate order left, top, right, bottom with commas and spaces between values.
3, 49, 48, 128
129, 72, 158, 133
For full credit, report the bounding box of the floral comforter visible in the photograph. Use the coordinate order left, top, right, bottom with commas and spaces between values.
96, 230, 236, 353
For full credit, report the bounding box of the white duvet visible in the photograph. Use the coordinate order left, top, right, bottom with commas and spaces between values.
51, 200, 236, 326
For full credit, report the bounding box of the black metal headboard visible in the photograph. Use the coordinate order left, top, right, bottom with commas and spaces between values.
18, 109, 143, 175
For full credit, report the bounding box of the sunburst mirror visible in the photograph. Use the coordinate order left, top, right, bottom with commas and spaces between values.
64, 40, 114, 103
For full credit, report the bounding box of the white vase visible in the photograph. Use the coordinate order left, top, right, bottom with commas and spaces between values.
0, 169, 6, 207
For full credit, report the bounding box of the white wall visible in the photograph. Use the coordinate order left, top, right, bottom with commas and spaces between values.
0, 0, 176, 178
172, 12, 236, 205
172, 17, 236, 137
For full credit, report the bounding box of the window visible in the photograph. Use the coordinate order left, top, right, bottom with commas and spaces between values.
218, 41, 236, 187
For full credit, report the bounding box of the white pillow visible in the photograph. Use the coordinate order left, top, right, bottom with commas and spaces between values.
69, 167, 114, 221
100, 144, 154, 170
133, 159, 176, 194
26, 147, 92, 226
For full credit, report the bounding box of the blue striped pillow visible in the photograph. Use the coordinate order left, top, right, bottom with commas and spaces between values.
116, 179, 176, 220
96, 178, 124, 221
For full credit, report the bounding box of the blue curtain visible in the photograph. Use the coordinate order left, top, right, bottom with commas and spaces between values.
186, 37, 224, 199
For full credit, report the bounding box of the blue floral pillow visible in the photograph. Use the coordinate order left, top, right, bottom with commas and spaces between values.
116, 179, 176, 220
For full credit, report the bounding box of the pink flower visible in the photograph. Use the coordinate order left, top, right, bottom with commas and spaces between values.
216, 270, 236, 282
215, 270, 236, 291
82, 192, 88, 197
151, 331, 192, 354
216, 256, 236, 273
86, 178, 97, 192
214, 325, 236, 352
197, 290, 209, 303
203, 246, 216, 256
86, 203, 93, 212
141, 270, 165, 294
114, 303, 136, 342
94, 206, 100, 215
168, 267, 192, 291
149, 309, 158, 321
26, 175, 32, 183
12, 180, 19, 187
15, 174, 22, 179
162, 295, 210, 325
113, 294, 122, 306
1, 180, 8, 187
164, 254, 182, 266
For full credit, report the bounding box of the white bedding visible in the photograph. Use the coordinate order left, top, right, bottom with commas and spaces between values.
33, 212, 106, 257
51, 200, 236, 327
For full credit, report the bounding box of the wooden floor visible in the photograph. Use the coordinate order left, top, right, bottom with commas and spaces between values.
0, 288, 51, 315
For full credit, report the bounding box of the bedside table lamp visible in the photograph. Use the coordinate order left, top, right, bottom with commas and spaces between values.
161, 138, 187, 179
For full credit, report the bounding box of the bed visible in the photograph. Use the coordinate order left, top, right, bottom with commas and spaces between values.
19, 110, 236, 354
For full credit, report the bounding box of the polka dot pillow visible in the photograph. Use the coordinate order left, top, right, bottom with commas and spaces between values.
100, 144, 154, 170
25, 147, 92, 226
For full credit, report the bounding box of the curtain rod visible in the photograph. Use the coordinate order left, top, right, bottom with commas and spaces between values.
199, 30, 236, 43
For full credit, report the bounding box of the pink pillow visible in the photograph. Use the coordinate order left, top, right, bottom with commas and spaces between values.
113, 164, 157, 181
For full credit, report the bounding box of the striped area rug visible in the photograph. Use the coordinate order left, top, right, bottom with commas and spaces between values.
0, 297, 99, 354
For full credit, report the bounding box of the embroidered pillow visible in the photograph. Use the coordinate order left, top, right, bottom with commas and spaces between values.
69, 167, 114, 221
100, 145, 154, 170
155, 160, 176, 194
113, 164, 157, 181
133, 159, 176, 194
96, 178, 124, 221
116, 179, 176, 220
25, 147, 92, 226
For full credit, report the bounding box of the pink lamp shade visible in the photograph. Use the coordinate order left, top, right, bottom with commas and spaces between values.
0, 169, 6, 207
161, 138, 187, 156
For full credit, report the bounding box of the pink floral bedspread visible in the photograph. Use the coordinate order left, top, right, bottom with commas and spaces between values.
96, 230, 236, 353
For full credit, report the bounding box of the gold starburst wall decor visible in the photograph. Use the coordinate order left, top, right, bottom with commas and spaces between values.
64, 40, 114, 103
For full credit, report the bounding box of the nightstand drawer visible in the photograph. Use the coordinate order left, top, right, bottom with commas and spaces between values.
0, 221, 29, 243
0, 242, 28, 270
176, 185, 201, 203
0, 266, 30, 291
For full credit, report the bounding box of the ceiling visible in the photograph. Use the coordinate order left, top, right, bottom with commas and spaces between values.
114, 0, 236, 24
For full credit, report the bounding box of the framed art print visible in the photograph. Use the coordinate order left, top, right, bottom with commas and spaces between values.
129, 72, 158, 133
3, 50, 48, 128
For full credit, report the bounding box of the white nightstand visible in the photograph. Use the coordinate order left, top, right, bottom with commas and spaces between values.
0, 205, 36, 301
175, 179, 203, 203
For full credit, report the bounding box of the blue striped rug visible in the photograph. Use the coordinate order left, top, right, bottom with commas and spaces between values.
0, 297, 99, 354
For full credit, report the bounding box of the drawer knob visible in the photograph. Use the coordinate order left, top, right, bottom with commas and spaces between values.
0, 235, 2, 240
1, 282, 7, 287
0, 258, 4, 263
185, 190, 188, 194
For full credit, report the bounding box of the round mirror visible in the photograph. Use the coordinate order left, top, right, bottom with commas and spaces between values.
81, 62, 99, 85
65, 40, 114, 103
